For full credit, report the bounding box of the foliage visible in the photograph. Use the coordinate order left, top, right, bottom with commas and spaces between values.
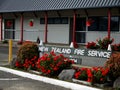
36, 51, 74, 77
74, 68, 92, 82
112, 43, 120, 52
15, 56, 38, 70
86, 42, 99, 49
105, 52, 120, 81
17, 41, 23, 45
96, 37, 114, 50
86, 36, 114, 50
92, 67, 109, 84
17, 41, 39, 69
74, 67, 109, 84
2, 40, 8, 44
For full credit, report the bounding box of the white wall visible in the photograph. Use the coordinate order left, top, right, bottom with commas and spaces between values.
15, 16, 45, 42
14, 12, 70, 44
47, 24, 69, 44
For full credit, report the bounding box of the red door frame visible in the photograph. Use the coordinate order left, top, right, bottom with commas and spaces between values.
108, 9, 111, 39
20, 13, 24, 42
0, 15, 2, 41
72, 10, 76, 47
44, 12, 48, 43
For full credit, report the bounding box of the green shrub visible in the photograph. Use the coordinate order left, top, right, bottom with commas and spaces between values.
17, 42, 39, 68
2, 40, 8, 44
105, 52, 120, 81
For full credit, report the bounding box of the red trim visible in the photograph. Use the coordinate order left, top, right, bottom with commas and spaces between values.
72, 10, 76, 47
45, 12, 48, 43
108, 9, 111, 39
20, 13, 24, 42
0, 15, 2, 41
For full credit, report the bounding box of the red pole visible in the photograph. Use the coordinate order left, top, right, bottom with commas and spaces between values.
0, 15, 2, 41
20, 13, 24, 42
108, 9, 111, 39
44, 12, 48, 43
72, 10, 76, 47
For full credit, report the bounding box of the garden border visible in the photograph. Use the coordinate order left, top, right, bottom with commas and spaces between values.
0, 66, 101, 90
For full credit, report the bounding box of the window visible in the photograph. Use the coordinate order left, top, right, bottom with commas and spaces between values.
40, 17, 68, 24
111, 17, 119, 31
4, 19, 14, 29
88, 17, 119, 31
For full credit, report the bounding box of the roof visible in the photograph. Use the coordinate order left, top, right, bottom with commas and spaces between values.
0, 0, 119, 13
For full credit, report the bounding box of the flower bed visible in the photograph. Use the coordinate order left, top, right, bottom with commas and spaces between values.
10, 41, 120, 89
73, 67, 109, 84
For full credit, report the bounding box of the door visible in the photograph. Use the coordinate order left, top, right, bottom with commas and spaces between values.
4, 19, 15, 39
76, 18, 86, 44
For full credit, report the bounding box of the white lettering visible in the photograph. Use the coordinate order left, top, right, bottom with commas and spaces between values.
51, 47, 71, 54
74, 49, 85, 55
87, 50, 111, 58
39, 47, 49, 52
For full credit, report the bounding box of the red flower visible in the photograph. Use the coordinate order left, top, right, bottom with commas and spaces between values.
87, 78, 92, 82
74, 71, 81, 79
50, 51, 56, 56
36, 52, 73, 77
15, 61, 22, 67
86, 42, 97, 49
47, 70, 51, 74
53, 67, 58, 71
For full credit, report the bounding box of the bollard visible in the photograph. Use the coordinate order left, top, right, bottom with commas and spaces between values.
9, 39, 12, 63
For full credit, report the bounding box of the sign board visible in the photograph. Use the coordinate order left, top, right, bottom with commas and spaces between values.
39, 46, 111, 58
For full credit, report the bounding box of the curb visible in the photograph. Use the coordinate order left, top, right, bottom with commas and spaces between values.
0, 66, 101, 90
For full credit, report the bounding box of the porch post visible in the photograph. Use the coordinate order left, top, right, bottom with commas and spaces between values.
0, 14, 2, 41
20, 13, 24, 42
72, 10, 76, 47
108, 9, 111, 39
44, 12, 48, 43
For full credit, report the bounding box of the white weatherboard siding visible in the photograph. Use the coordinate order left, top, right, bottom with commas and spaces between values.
47, 24, 69, 44
15, 17, 45, 41
15, 18, 69, 43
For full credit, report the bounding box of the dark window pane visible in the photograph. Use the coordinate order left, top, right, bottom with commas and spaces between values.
61, 18, 68, 24
54, 18, 61, 24
88, 16, 119, 31
76, 18, 86, 31
40, 18, 45, 24
40, 17, 68, 24
111, 17, 119, 31
76, 32, 86, 43
99, 17, 108, 31
88, 17, 99, 31
48, 18, 54, 24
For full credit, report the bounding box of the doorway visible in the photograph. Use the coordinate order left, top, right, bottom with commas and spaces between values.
4, 19, 15, 39
70, 18, 86, 44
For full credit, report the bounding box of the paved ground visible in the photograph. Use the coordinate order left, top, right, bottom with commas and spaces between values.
0, 70, 71, 90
